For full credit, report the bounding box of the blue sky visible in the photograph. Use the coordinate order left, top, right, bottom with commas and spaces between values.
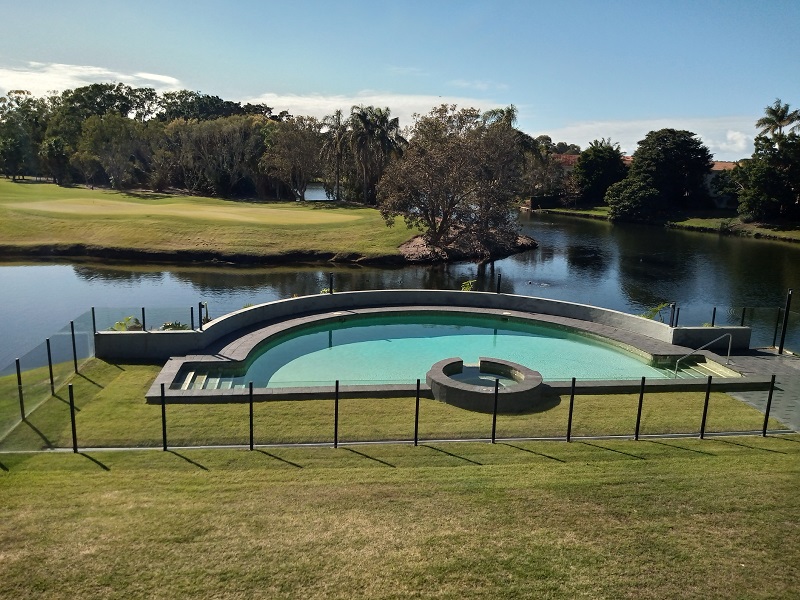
1, 0, 798, 160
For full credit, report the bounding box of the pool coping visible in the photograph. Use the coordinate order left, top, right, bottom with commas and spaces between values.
145, 306, 770, 403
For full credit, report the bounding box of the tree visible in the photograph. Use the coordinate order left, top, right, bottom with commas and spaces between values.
605, 176, 661, 222
608, 129, 713, 221
78, 114, 144, 189
190, 115, 265, 197
321, 109, 347, 201
755, 98, 800, 139
631, 129, 712, 207
260, 116, 322, 200
348, 105, 406, 205
733, 132, 800, 221
378, 104, 523, 255
572, 138, 627, 204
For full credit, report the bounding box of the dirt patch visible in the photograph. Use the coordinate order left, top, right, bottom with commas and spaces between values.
399, 233, 537, 264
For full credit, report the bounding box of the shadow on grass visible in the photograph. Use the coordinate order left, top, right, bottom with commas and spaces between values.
712, 438, 787, 454
167, 450, 209, 470
772, 435, 800, 444
80, 452, 110, 471
499, 442, 566, 463
421, 444, 482, 465
23, 418, 54, 448
345, 447, 395, 468
255, 449, 303, 469
77, 373, 104, 388
120, 191, 174, 201
0, 459, 8, 472
580, 441, 646, 460
52, 392, 74, 407
646, 439, 716, 456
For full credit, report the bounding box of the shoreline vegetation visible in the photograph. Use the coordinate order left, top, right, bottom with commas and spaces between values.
537, 205, 800, 244
0, 179, 535, 266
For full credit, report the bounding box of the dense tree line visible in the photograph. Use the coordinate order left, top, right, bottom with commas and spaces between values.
0, 85, 583, 251
721, 99, 800, 221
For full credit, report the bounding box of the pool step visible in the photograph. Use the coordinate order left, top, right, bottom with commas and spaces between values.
178, 370, 195, 390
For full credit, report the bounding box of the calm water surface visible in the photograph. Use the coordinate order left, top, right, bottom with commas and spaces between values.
1, 212, 798, 367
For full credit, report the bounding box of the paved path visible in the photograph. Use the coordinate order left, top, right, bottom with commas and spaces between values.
726, 349, 800, 431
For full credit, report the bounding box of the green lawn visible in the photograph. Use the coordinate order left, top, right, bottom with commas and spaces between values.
0, 179, 416, 259
544, 205, 800, 242
0, 359, 787, 451
1, 437, 798, 599
1, 360, 797, 598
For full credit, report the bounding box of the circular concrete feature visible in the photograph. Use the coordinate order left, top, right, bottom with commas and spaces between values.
426, 357, 543, 413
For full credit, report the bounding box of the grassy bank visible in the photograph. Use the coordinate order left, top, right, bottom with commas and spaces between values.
1, 360, 797, 598
542, 205, 800, 242
0, 359, 786, 451
1, 437, 798, 599
0, 179, 416, 262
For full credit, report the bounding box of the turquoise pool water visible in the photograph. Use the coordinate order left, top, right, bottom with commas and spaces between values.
176, 312, 673, 389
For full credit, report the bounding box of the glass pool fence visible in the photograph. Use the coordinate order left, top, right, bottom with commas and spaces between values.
0, 302, 797, 452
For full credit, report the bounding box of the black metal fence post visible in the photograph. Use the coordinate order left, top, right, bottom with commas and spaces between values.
740, 307, 747, 326
15, 358, 24, 420
634, 377, 645, 440
334, 380, 339, 448
414, 379, 420, 446
249, 382, 254, 450
495, 273, 502, 294
778, 289, 793, 354
91, 307, 97, 334
329, 272, 334, 294
198, 302, 204, 331
674, 308, 681, 327
669, 303, 676, 327
566, 377, 575, 442
700, 375, 712, 439
141, 307, 146, 331
70, 321, 78, 373
68, 384, 78, 453
160, 383, 167, 451
190, 306, 195, 330
491, 379, 499, 443
711, 307, 717, 327
762, 374, 776, 437
46, 338, 55, 395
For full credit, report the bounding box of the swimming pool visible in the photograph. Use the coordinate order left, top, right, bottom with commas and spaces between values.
173, 312, 676, 390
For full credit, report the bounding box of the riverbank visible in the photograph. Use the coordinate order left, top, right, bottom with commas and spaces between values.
539, 206, 800, 243
0, 180, 534, 266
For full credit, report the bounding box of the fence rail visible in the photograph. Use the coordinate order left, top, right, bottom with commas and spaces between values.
1, 298, 797, 452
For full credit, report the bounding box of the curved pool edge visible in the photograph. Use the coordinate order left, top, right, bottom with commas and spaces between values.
96, 290, 753, 362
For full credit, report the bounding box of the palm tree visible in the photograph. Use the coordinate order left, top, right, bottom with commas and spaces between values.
756, 98, 800, 138
321, 109, 346, 201
348, 105, 406, 204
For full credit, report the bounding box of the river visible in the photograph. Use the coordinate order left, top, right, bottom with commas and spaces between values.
1, 212, 798, 369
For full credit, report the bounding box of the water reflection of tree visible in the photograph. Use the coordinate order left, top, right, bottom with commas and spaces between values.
73, 265, 165, 283
614, 225, 697, 310
564, 244, 610, 281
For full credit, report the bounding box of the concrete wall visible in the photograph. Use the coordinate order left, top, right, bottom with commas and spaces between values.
94, 290, 751, 361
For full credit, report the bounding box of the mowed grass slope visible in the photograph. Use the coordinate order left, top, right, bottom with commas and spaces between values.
0, 180, 415, 259
1, 438, 798, 599
1, 361, 797, 598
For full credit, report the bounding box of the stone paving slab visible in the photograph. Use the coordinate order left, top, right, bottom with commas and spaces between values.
727, 349, 800, 431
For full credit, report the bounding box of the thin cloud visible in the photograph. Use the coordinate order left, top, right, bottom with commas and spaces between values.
244, 90, 506, 129
387, 66, 428, 77
535, 116, 757, 161
448, 79, 509, 92
0, 61, 183, 96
